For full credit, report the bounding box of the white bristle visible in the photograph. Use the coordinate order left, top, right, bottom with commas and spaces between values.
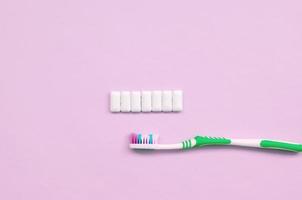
153, 134, 159, 144
143, 135, 148, 144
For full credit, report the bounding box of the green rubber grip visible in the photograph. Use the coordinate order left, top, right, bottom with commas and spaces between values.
194, 136, 231, 147
182, 136, 231, 149
260, 140, 302, 152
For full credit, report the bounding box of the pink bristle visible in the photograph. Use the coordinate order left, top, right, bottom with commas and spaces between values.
130, 133, 137, 144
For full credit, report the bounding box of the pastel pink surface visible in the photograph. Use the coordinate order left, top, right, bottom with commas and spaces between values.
0, 0, 302, 199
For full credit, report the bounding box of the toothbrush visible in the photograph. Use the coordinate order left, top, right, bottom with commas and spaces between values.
129, 133, 302, 152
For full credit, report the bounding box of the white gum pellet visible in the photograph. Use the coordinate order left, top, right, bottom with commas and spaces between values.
151, 90, 162, 112
162, 90, 173, 112
172, 90, 183, 112
141, 91, 152, 112
120, 91, 131, 112
131, 91, 141, 112
110, 91, 121, 112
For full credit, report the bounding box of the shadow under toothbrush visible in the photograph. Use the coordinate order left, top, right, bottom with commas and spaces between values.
129, 145, 299, 156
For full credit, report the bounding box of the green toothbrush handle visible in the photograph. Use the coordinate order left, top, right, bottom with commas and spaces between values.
182, 136, 302, 152
260, 140, 302, 152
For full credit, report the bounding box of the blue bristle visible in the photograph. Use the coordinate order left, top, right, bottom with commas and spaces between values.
149, 133, 153, 144
138, 133, 142, 144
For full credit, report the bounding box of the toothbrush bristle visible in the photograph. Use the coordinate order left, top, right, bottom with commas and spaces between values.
130, 133, 158, 144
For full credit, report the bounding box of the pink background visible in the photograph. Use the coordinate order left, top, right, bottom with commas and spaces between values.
1, 0, 302, 199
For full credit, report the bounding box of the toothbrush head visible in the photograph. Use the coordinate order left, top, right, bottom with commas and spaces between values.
129, 133, 183, 150
130, 133, 159, 145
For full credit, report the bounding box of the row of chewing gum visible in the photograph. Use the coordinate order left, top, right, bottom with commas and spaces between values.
110, 90, 183, 113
